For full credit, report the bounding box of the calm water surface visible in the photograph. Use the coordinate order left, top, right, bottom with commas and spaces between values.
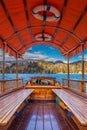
0, 74, 87, 83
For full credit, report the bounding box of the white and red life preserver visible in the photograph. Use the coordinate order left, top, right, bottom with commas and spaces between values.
32, 5, 60, 22
35, 33, 52, 41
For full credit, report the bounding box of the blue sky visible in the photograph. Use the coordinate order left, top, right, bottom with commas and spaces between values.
26, 45, 66, 62
69, 49, 87, 63
0, 45, 87, 63
25, 45, 87, 63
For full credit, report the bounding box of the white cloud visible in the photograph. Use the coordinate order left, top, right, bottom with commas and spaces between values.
0, 50, 50, 62
0, 49, 61, 63
63, 60, 67, 63
23, 52, 48, 61
22, 51, 60, 62
78, 54, 87, 60
0, 49, 15, 61
44, 57, 57, 62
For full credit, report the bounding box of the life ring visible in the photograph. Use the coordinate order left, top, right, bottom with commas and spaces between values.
35, 33, 52, 41
32, 5, 60, 22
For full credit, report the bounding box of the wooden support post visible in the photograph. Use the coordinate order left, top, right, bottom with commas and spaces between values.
22, 79, 24, 88
67, 54, 70, 87
2, 44, 6, 92
2, 44, 5, 80
54, 79, 56, 86
16, 53, 18, 88
62, 79, 64, 86
81, 44, 85, 92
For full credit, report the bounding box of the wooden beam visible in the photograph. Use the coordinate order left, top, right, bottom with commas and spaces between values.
51, 0, 68, 42
63, 44, 81, 56
1, 0, 27, 50
2, 25, 83, 55
67, 54, 70, 87
18, 41, 67, 52
16, 53, 18, 88
16, 53, 18, 79
60, 6, 87, 48
42, 0, 47, 43
2, 44, 5, 80
82, 44, 84, 81
52, 41, 67, 52
63, 38, 87, 56
23, 0, 34, 43
2, 44, 6, 92
1, 26, 84, 55
4, 25, 83, 42
0, 37, 22, 56
4, 26, 83, 43
81, 44, 85, 92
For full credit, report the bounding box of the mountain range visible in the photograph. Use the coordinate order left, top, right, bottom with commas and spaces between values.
0, 59, 86, 65
0, 60, 87, 74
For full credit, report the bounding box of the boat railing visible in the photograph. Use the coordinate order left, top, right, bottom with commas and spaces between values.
0, 78, 24, 94
62, 78, 87, 94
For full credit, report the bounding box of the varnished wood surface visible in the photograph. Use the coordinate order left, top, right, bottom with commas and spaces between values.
8, 100, 79, 130
0, 89, 34, 126
31, 88, 55, 100
52, 89, 87, 126
0, 87, 24, 98
26, 85, 61, 89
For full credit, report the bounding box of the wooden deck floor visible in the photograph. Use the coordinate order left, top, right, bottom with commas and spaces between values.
8, 100, 79, 130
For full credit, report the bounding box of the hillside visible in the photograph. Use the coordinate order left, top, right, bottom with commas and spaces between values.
0, 61, 87, 74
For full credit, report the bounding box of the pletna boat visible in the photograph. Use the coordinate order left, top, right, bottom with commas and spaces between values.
0, 0, 87, 130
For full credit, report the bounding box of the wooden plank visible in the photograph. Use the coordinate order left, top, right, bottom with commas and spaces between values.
0, 87, 24, 98
52, 89, 87, 126
0, 90, 25, 119
0, 89, 34, 126
31, 88, 55, 100
26, 85, 61, 89
0, 89, 34, 125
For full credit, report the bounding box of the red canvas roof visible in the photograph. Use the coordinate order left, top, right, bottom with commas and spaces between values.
0, 0, 87, 58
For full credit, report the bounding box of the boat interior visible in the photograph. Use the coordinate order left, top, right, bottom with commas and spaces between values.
0, 0, 87, 130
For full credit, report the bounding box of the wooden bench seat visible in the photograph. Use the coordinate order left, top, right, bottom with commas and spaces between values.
0, 89, 34, 127
52, 89, 87, 127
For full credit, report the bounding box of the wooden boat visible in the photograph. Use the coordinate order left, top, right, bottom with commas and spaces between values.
0, 0, 87, 130
26, 76, 60, 86
25, 76, 61, 101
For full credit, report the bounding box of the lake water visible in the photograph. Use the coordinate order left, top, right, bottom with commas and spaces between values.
0, 74, 87, 84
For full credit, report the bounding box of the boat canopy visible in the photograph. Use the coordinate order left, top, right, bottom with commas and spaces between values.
0, 0, 87, 58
